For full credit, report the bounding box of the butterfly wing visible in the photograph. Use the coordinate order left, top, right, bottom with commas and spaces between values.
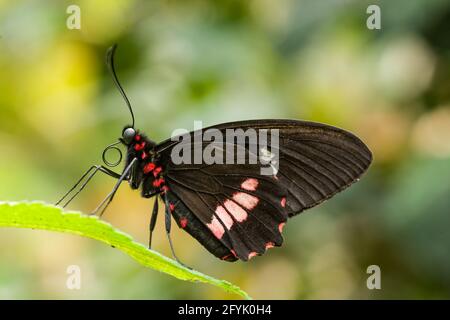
157, 119, 372, 261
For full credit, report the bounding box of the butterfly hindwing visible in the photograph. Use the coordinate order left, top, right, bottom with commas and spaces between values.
165, 164, 288, 261
165, 191, 238, 262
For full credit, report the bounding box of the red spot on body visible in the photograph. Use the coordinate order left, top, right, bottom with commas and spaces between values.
162, 186, 170, 193
278, 222, 285, 233
135, 135, 141, 141
143, 162, 156, 174
248, 252, 258, 260
153, 167, 162, 177
265, 242, 275, 250
180, 217, 187, 228
241, 178, 259, 191
280, 197, 286, 208
153, 178, 165, 187
141, 152, 148, 160
134, 142, 146, 151
207, 217, 225, 239
215, 206, 234, 230
232, 192, 259, 210
169, 203, 175, 212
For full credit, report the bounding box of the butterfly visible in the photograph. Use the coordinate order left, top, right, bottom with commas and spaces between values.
57, 45, 372, 264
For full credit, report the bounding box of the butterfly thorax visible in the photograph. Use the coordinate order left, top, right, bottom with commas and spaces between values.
125, 131, 167, 197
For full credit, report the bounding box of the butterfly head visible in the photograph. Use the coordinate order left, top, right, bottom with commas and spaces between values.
121, 126, 136, 145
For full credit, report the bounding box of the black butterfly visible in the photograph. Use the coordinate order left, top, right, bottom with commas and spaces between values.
57, 45, 372, 264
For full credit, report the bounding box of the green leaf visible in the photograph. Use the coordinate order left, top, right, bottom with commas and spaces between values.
0, 201, 250, 299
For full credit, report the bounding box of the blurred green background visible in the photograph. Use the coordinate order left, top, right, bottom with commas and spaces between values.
1, 0, 450, 299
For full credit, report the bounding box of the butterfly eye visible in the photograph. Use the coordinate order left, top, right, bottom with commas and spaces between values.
122, 127, 136, 143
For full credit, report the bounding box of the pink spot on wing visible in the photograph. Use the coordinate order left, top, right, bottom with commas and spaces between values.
223, 200, 248, 222
222, 249, 238, 261
280, 197, 286, 208
241, 178, 258, 191
278, 222, 285, 233
265, 242, 275, 250
180, 217, 187, 228
169, 203, 175, 212
232, 192, 259, 210
215, 206, 234, 230
207, 216, 225, 239
221, 253, 232, 260
248, 252, 258, 260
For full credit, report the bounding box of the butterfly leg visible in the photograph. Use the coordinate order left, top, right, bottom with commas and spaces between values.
163, 195, 191, 269
56, 165, 122, 208
91, 158, 137, 217
148, 197, 159, 249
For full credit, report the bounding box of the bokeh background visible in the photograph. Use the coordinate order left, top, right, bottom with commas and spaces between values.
1, 0, 450, 299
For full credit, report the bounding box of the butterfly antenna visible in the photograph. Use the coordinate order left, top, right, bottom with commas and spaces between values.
106, 44, 135, 128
